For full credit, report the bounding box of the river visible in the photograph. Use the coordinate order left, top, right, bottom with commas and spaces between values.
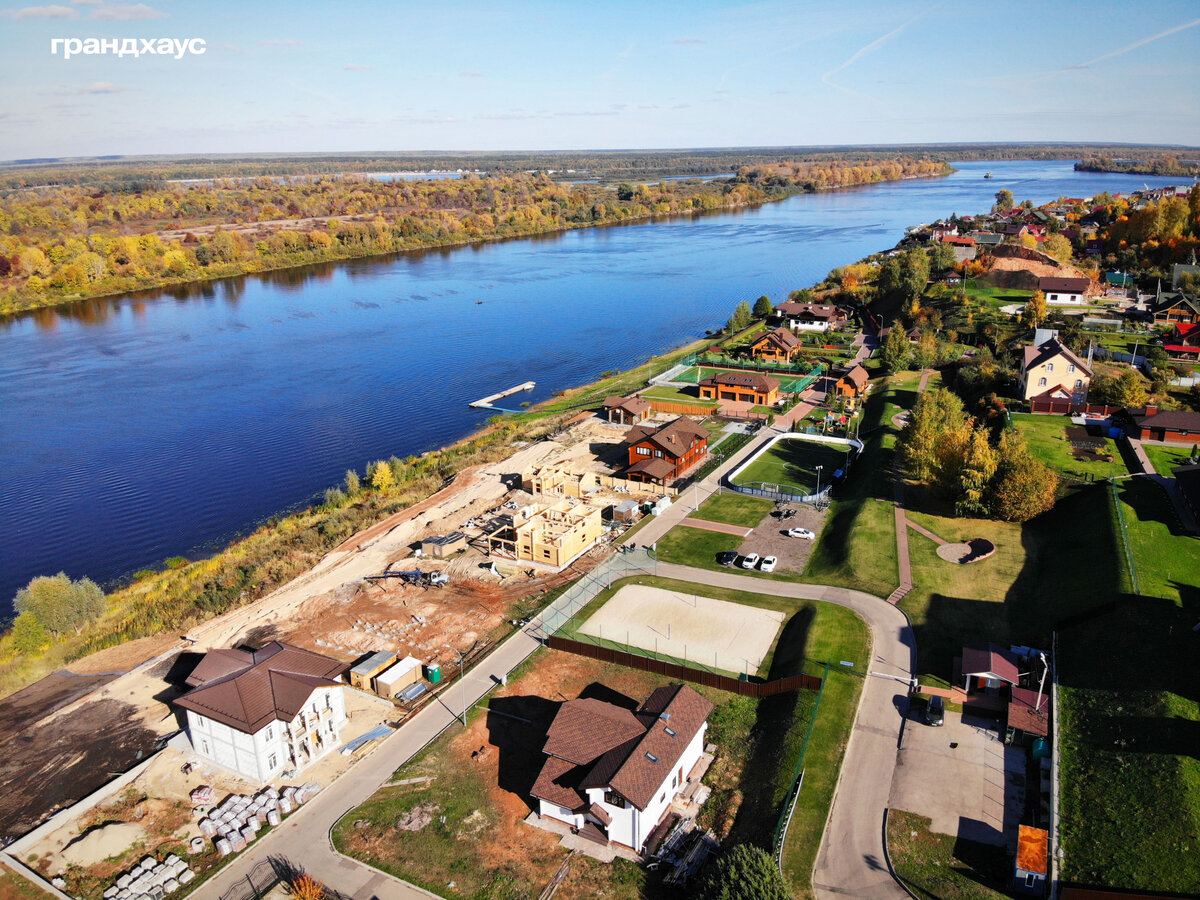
0, 160, 1187, 609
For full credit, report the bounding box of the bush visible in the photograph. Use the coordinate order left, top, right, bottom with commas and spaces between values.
694, 844, 789, 900
14, 572, 105, 636
165, 556, 189, 569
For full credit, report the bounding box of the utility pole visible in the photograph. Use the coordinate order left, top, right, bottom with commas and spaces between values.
455, 650, 467, 726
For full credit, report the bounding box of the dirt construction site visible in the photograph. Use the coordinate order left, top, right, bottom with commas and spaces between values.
0, 415, 668, 842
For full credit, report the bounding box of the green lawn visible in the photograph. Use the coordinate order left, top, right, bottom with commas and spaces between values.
1141, 442, 1197, 476
641, 384, 712, 405
733, 438, 853, 495
963, 277, 1031, 306
1011, 413, 1130, 481
886, 811, 1011, 900
655, 525, 741, 572
688, 492, 773, 528
1057, 478, 1200, 894
0, 865, 56, 900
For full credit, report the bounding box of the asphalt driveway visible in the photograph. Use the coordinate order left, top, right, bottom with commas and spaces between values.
888, 704, 1025, 847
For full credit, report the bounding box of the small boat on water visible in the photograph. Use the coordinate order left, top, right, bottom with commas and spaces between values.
984, 172, 993, 179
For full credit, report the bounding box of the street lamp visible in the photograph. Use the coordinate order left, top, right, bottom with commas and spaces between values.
454, 649, 467, 726
815, 465, 823, 496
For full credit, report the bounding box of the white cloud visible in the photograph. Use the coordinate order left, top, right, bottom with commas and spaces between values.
1067, 17, 1200, 69
70, 0, 102, 5
2, 5, 77, 19
821, 10, 930, 98
88, 2, 165, 20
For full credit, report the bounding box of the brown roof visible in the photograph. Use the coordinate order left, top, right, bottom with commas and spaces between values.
1022, 337, 1092, 377
625, 416, 708, 458
604, 395, 652, 414
1129, 408, 1200, 432
961, 643, 1019, 684
752, 327, 801, 352
541, 698, 646, 765
530, 684, 713, 813
839, 364, 868, 390
174, 641, 349, 734
699, 371, 781, 393
626, 457, 677, 480
186, 648, 254, 687
774, 301, 845, 321
1007, 686, 1049, 737
1039, 276, 1089, 294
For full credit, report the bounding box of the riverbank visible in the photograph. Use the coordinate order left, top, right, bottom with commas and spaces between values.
0, 159, 952, 317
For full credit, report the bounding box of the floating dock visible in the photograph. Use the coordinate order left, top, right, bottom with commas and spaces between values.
470, 381, 536, 410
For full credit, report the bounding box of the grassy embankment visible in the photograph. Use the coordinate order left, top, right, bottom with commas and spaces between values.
332, 577, 867, 900
886, 811, 1010, 900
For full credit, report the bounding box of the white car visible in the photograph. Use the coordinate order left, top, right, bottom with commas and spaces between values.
760, 556, 778, 573
740, 553, 760, 569
787, 528, 816, 540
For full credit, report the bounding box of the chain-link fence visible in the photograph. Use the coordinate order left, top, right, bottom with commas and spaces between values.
533, 546, 657, 639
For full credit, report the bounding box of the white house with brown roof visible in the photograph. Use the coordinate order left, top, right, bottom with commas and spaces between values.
531, 684, 713, 853
1038, 276, 1089, 305
175, 641, 349, 783
1017, 333, 1092, 402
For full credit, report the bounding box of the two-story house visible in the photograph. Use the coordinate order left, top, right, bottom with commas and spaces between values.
1018, 333, 1092, 402
1152, 292, 1200, 327
749, 327, 801, 363
771, 302, 849, 332
531, 683, 713, 853
1164, 322, 1200, 360
175, 641, 349, 783
697, 371, 781, 406
622, 417, 708, 485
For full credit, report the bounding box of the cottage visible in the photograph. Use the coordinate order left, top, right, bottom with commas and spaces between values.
174, 641, 349, 783
1151, 291, 1200, 326
969, 231, 1004, 248
960, 643, 1019, 693
531, 683, 713, 853
1039, 276, 1090, 305
749, 327, 802, 362
1164, 322, 1200, 360
603, 396, 653, 425
623, 417, 709, 484
940, 234, 977, 262
772, 302, 849, 332
698, 371, 780, 406
1125, 406, 1200, 444
1017, 333, 1091, 402
834, 364, 869, 399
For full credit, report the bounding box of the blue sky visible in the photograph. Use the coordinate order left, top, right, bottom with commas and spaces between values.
0, 0, 1197, 159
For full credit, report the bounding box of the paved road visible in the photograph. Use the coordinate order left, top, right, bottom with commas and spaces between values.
654, 564, 916, 900
193, 627, 544, 900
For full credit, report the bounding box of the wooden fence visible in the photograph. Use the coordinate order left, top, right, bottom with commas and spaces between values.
644, 398, 718, 417
546, 635, 823, 696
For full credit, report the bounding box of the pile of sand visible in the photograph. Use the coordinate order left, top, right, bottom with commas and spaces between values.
62, 821, 146, 867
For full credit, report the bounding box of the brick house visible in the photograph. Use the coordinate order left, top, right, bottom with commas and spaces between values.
531, 684, 713, 853
623, 416, 708, 484
174, 641, 349, 783
698, 371, 781, 406
749, 327, 801, 363
1018, 335, 1092, 402
1125, 407, 1200, 444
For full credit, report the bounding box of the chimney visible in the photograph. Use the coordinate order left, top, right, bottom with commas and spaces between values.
1144, 404, 1158, 417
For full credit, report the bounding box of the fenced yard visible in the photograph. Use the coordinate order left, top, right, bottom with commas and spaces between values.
732, 438, 854, 496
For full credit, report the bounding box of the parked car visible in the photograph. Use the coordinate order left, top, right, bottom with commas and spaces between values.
760, 556, 777, 572
717, 551, 739, 567
787, 528, 816, 540
740, 553, 760, 569
926, 695, 945, 727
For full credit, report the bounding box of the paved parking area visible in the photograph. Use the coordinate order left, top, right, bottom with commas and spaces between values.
888, 705, 1025, 847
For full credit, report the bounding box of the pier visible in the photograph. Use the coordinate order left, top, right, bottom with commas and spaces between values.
470, 381, 536, 410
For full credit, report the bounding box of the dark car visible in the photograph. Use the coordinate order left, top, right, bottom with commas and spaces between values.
717, 551, 739, 567
926, 695, 945, 726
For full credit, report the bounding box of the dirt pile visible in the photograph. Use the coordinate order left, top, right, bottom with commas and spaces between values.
61, 821, 145, 867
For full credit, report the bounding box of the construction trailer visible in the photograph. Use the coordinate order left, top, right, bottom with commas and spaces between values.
372, 656, 425, 699
421, 532, 468, 559
348, 651, 396, 691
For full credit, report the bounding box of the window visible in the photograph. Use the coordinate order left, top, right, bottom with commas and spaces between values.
267, 753, 277, 770
645, 752, 658, 763
654, 449, 663, 458
1025, 874, 1037, 888
604, 790, 627, 809
636, 446, 650, 456
1075, 380, 1083, 389
265, 725, 274, 742
671, 774, 678, 789
194, 715, 206, 728
200, 740, 210, 755
1038, 377, 1047, 387
1045, 362, 1054, 373
664, 726, 677, 738
1067, 364, 1075, 373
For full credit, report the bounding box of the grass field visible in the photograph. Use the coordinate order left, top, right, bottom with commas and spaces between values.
1056, 478, 1200, 894
733, 438, 853, 495
688, 492, 772, 528
1011, 413, 1129, 481
886, 811, 1010, 900
0, 865, 54, 900
1142, 442, 1197, 475
640, 384, 713, 405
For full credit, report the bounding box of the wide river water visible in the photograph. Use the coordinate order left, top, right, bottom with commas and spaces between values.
0, 160, 1188, 610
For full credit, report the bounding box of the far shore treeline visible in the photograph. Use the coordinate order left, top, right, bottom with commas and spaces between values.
0, 154, 953, 316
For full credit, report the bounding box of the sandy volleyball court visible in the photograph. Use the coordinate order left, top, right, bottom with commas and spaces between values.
577, 584, 785, 675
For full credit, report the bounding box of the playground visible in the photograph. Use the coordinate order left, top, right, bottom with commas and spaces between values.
731, 436, 855, 496
575, 584, 786, 676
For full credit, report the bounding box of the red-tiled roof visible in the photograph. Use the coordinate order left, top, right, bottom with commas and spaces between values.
752, 327, 801, 352
1008, 686, 1049, 737
626, 417, 708, 458
961, 643, 1019, 684
542, 698, 646, 765
609, 685, 714, 811
174, 641, 348, 734
626, 457, 677, 480
604, 395, 652, 414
